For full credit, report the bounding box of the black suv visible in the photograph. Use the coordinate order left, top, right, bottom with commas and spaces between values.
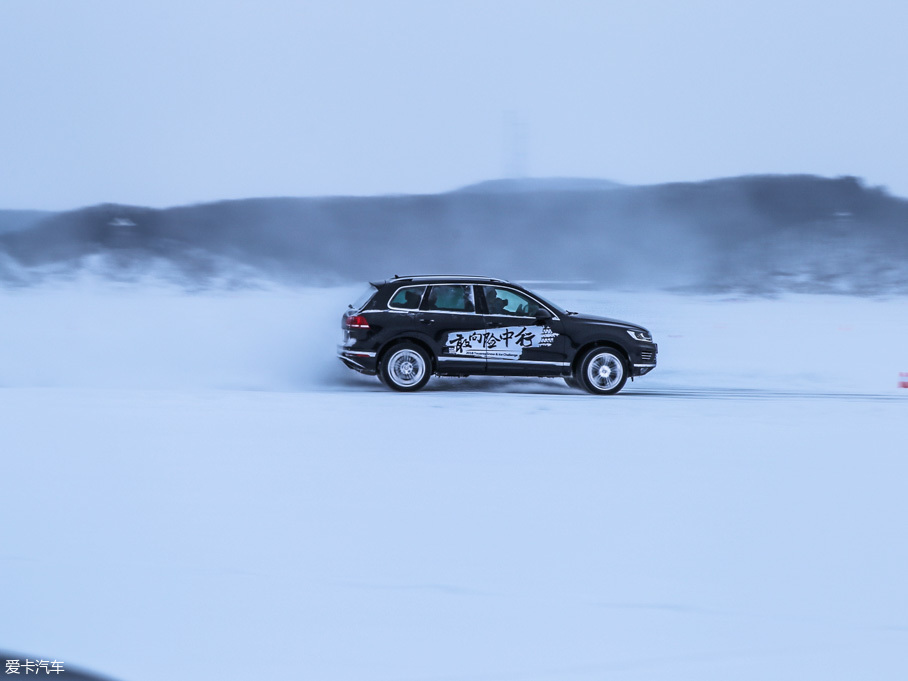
338, 275, 657, 394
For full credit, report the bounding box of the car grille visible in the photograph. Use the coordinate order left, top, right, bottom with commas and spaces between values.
639, 351, 656, 362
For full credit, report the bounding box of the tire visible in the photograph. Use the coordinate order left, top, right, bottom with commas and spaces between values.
379, 342, 432, 392
576, 347, 628, 395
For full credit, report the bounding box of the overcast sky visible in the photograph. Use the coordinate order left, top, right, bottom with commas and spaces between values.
1, 0, 906, 210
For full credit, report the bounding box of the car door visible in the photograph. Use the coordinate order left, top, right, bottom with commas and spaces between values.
478, 285, 568, 375
415, 284, 488, 374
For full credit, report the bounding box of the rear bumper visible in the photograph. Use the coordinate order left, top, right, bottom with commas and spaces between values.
337, 346, 378, 374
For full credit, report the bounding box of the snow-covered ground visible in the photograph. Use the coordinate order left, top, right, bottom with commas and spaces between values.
1, 281, 907, 681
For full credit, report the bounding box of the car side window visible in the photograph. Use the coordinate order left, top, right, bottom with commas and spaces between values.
481, 286, 539, 317
423, 284, 475, 312
388, 285, 426, 310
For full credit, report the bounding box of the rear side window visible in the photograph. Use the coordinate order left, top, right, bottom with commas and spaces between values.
423, 284, 475, 312
388, 285, 426, 310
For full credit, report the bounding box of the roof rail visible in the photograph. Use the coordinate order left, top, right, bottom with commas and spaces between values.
392, 274, 509, 283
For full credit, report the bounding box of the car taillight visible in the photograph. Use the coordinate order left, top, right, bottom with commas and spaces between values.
344, 314, 370, 330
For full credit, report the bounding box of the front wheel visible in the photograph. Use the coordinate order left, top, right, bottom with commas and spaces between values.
379, 342, 432, 392
576, 347, 628, 395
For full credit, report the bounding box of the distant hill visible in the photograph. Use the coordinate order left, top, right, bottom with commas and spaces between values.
0, 209, 54, 234
1, 175, 907, 293
456, 177, 624, 193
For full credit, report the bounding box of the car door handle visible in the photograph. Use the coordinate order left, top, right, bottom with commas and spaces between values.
418, 318, 436, 325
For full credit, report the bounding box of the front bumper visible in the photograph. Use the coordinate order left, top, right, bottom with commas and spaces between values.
630, 343, 658, 376
337, 346, 378, 374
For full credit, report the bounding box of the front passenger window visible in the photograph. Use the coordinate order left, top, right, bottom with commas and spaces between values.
482, 286, 539, 317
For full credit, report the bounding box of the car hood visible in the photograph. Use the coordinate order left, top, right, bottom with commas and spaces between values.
568, 312, 642, 330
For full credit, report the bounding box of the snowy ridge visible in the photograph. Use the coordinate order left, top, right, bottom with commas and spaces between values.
2, 174, 907, 293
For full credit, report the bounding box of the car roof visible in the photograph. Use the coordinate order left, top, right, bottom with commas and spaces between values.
374, 274, 513, 287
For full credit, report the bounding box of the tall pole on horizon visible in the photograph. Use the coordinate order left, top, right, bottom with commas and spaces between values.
502, 110, 528, 179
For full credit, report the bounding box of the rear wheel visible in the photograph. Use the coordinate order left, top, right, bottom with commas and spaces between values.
577, 347, 628, 395
380, 342, 431, 392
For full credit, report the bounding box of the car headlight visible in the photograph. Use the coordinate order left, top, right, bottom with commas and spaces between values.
626, 329, 652, 342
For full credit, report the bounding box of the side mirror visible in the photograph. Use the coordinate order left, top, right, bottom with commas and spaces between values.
534, 307, 554, 322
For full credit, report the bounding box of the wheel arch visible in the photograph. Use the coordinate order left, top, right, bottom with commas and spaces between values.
377, 335, 438, 372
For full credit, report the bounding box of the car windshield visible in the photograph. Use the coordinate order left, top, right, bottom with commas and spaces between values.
349, 284, 377, 311
519, 287, 568, 316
